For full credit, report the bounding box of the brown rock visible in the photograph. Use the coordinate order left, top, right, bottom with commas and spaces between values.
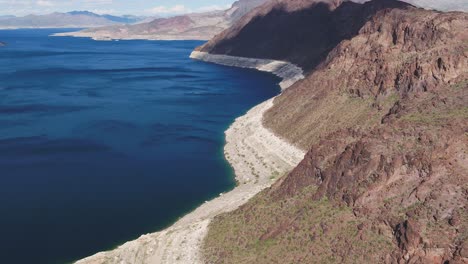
395, 219, 423, 251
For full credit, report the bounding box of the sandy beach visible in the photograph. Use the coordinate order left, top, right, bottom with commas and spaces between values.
76, 52, 306, 264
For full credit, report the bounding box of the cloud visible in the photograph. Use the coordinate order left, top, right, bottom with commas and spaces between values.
145, 3, 233, 15
196, 4, 231, 12
146, 4, 190, 15
36, 0, 53, 6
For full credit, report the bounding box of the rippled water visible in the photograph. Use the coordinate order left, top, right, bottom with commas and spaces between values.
0, 29, 280, 264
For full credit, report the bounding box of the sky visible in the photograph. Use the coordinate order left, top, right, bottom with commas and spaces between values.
0, 0, 236, 16
1, 0, 467, 16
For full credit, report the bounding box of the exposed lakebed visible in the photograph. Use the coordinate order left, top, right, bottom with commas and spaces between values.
0, 29, 280, 264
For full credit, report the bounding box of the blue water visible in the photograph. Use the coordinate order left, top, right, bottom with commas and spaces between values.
0, 29, 280, 264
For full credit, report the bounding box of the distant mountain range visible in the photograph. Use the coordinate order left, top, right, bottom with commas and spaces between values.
0, 15, 16, 20
66, 11, 146, 24
0, 11, 148, 29
405, 0, 468, 11
54, 0, 268, 41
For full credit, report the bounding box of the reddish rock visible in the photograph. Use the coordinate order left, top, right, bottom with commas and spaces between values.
201, 0, 468, 263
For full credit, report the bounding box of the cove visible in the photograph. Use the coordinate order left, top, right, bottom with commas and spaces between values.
0, 29, 281, 264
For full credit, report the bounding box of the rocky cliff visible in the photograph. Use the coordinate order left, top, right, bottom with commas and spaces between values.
199, 0, 468, 263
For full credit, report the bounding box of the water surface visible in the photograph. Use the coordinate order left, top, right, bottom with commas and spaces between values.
0, 29, 280, 264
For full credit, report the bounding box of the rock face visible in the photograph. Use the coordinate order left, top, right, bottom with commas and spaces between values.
201, 0, 468, 263
55, 0, 268, 41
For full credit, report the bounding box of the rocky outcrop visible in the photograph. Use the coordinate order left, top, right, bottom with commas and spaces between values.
190, 51, 304, 90
201, 0, 468, 263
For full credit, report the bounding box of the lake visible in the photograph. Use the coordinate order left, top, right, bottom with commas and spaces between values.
0, 29, 280, 264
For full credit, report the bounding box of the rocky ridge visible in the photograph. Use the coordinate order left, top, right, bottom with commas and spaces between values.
200, 0, 468, 263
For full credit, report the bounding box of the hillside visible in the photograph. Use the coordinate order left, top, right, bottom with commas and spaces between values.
54, 0, 268, 41
199, 0, 413, 71
0, 11, 144, 29
196, 0, 468, 263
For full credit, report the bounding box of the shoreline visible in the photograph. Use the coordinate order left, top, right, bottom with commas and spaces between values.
52, 31, 211, 41
190, 51, 304, 91
76, 52, 306, 264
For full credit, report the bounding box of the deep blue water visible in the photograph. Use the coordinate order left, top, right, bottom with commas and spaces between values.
0, 29, 280, 264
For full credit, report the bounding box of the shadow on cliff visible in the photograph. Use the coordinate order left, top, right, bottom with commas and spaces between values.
208, 0, 412, 72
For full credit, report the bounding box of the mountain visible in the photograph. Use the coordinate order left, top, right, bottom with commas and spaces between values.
67, 11, 145, 24
228, 0, 271, 21
196, 0, 468, 263
0, 11, 145, 29
54, 0, 269, 41
0, 15, 15, 20
405, 0, 468, 11
199, 0, 413, 71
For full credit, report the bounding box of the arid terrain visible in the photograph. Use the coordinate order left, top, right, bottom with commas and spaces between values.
199, 0, 468, 263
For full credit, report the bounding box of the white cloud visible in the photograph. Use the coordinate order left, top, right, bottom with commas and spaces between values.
145, 3, 232, 15
36, 0, 53, 7
196, 4, 231, 12
146, 4, 190, 15
90, 9, 117, 15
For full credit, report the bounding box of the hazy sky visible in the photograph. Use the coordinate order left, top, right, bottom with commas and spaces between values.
0, 0, 236, 16
2, 0, 467, 16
